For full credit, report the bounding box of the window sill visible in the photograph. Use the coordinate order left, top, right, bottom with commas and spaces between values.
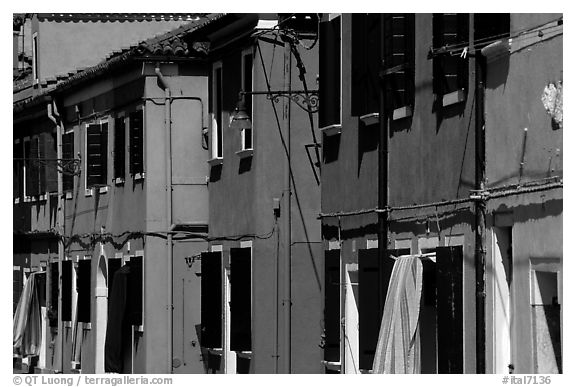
442, 89, 466, 107
70, 361, 81, 370
236, 351, 253, 359
321, 360, 341, 372
23, 196, 32, 203
82, 322, 92, 331
64, 192, 73, 200
133, 172, 145, 181
85, 186, 109, 196
39, 194, 47, 202
392, 105, 413, 121
14, 198, 20, 204
114, 177, 125, 185
63, 321, 72, 328
207, 157, 224, 167
134, 325, 144, 333
360, 113, 379, 126
206, 348, 223, 356
320, 124, 342, 136
235, 149, 254, 158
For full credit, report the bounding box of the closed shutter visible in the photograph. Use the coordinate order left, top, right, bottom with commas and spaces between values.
129, 111, 143, 176
29, 137, 40, 197
433, 14, 469, 96
351, 14, 381, 116
49, 262, 59, 327
324, 249, 340, 362
62, 132, 74, 192
436, 246, 463, 373
61, 260, 73, 321
114, 117, 126, 180
319, 16, 341, 127
201, 252, 222, 348
40, 132, 58, 193
77, 259, 91, 323
86, 123, 108, 187
127, 256, 143, 326
230, 247, 251, 351
13, 142, 23, 199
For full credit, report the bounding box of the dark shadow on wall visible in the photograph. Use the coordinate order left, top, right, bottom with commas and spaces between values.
323, 133, 341, 164
209, 164, 223, 183
485, 55, 510, 91
389, 112, 413, 138
357, 120, 378, 177
492, 198, 563, 224
238, 156, 252, 174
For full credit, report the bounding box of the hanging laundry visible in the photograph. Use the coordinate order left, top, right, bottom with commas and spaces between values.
13, 272, 44, 357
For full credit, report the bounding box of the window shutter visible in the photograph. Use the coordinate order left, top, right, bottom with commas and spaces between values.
49, 262, 59, 327
86, 123, 107, 187
29, 137, 40, 197
13, 267, 23, 315
41, 132, 58, 193
230, 247, 252, 351
201, 252, 222, 348
433, 14, 469, 96
114, 117, 125, 180
129, 111, 143, 176
127, 256, 143, 326
215, 68, 223, 158
319, 16, 341, 127
324, 249, 340, 362
77, 259, 91, 323
35, 272, 47, 308
384, 14, 415, 110
436, 246, 463, 373
61, 260, 73, 321
62, 132, 74, 192
13, 142, 23, 199
107, 258, 122, 311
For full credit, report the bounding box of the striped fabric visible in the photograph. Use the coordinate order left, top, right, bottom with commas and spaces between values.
372, 255, 423, 373
13, 272, 43, 357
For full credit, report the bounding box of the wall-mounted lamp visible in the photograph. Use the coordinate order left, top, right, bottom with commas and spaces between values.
230, 96, 252, 131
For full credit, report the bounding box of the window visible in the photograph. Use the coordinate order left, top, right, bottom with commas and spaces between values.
127, 256, 143, 327
49, 262, 59, 327
433, 14, 469, 103
32, 32, 38, 82
241, 50, 253, 151
210, 63, 224, 160
201, 251, 223, 348
113, 116, 125, 182
319, 15, 341, 128
61, 260, 73, 322
230, 247, 251, 351
62, 131, 74, 192
77, 258, 91, 323
383, 14, 415, 113
323, 249, 340, 363
129, 110, 144, 178
29, 137, 40, 197
13, 140, 23, 200
85, 122, 108, 190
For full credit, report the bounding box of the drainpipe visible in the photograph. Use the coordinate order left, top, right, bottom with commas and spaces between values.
474, 19, 487, 374
155, 65, 173, 373
47, 99, 65, 373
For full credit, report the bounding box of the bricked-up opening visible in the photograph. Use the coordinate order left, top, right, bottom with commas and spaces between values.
230, 247, 251, 351
77, 259, 91, 323
127, 256, 143, 326
351, 13, 381, 117
435, 246, 463, 373
324, 249, 340, 362
383, 14, 416, 111
433, 14, 469, 97
129, 111, 143, 176
49, 262, 59, 327
358, 248, 409, 370
61, 260, 73, 321
114, 117, 125, 180
62, 132, 74, 192
86, 122, 108, 188
319, 16, 341, 128
201, 252, 222, 348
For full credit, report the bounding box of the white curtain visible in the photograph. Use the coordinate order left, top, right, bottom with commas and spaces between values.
13, 272, 42, 357
372, 255, 423, 373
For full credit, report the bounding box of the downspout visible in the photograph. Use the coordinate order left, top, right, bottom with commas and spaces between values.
47, 99, 65, 373
474, 21, 487, 374
155, 65, 173, 373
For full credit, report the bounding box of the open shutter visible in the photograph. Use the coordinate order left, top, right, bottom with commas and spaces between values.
49, 262, 59, 327
29, 137, 40, 197
62, 132, 74, 192
201, 252, 222, 348
324, 249, 340, 362
319, 16, 341, 127
230, 247, 251, 351
433, 14, 469, 96
127, 256, 143, 326
13, 142, 23, 199
77, 259, 91, 323
384, 14, 415, 110
129, 111, 143, 176
40, 132, 58, 193
436, 246, 463, 373
86, 123, 107, 187
61, 260, 73, 321
114, 117, 125, 180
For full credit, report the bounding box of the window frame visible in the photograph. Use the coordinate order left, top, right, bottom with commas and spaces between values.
209, 61, 224, 164
32, 32, 38, 83
240, 48, 254, 153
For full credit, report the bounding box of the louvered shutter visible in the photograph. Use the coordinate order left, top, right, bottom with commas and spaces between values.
433, 14, 469, 96
201, 252, 222, 348
129, 111, 143, 176
40, 132, 58, 193
385, 14, 415, 110
62, 132, 74, 192
29, 137, 40, 197
127, 256, 143, 326
114, 117, 125, 180
13, 142, 23, 199
49, 262, 59, 327
436, 246, 463, 373
77, 259, 91, 323
86, 123, 108, 187
319, 16, 341, 127
230, 247, 252, 351
61, 260, 73, 321
324, 249, 340, 362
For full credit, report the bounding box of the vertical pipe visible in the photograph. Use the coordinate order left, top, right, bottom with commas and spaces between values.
282, 38, 292, 374
474, 16, 487, 374
155, 66, 173, 373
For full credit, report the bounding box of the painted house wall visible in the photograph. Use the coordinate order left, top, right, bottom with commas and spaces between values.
207, 34, 322, 373
32, 16, 189, 82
